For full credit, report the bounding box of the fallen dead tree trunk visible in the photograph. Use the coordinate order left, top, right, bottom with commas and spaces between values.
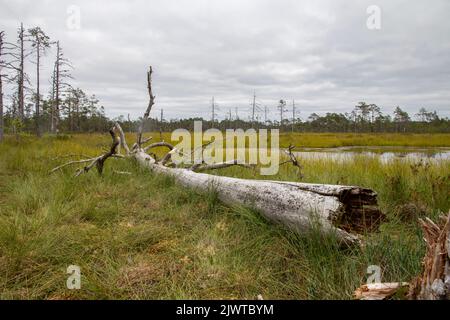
52, 66, 384, 246
133, 149, 383, 245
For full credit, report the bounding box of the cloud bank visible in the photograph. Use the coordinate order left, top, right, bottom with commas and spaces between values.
1, 0, 449, 120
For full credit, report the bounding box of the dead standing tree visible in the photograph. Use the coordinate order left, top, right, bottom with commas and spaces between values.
52, 66, 384, 245
28, 27, 51, 137
6, 24, 31, 125
17, 23, 25, 120
0, 31, 6, 141
50, 41, 73, 133
0, 31, 21, 141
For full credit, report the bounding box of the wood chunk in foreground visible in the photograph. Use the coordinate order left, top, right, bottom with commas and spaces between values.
355, 282, 409, 300
408, 212, 450, 300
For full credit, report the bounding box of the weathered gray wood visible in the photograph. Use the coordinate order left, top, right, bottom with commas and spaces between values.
133, 150, 383, 245
409, 213, 450, 300
355, 282, 409, 300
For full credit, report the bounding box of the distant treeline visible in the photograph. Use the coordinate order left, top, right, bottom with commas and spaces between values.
116, 103, 450, 134
2, 97, 449, 136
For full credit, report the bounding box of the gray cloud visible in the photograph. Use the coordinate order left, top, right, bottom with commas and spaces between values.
1, 0, 449, 121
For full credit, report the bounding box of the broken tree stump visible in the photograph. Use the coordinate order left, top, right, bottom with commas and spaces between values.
408, 212, 450, 300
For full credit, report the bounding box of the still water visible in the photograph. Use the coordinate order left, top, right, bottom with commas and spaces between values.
293, 146, 450, 162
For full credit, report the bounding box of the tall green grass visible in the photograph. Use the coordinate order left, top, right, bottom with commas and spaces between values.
0, 134, 448, 299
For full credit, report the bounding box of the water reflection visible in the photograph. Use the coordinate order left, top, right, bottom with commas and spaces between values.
293, 147, 450, 162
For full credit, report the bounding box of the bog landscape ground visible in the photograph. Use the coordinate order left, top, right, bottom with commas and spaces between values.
0, 132, 449, 299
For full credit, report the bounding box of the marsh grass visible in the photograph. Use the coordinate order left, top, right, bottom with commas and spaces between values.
278, 132, 450, 148
0, 133, 448, 299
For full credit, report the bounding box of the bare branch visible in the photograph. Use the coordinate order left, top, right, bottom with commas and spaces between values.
51, 128, 121, 176
282, 144, 304, 178
113, 122, 130, 154
136, 66, 155, 147
143, 141, 174, 152
141, 136, 153, 145
190, 140, 214, 157
113, 170, 132, 175
160, 147, 179, 166
50, 157, 98, 173
189, 163, 203, 171
191, 160, 253, 172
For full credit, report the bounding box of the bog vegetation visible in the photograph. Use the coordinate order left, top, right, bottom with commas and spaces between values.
0, 133, 448, 299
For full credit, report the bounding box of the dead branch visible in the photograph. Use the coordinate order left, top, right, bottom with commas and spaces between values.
189, 163, 203, 171
160, 147, 179, 166
113, 170, 132, 175
190, 140, 214, 157
74, 156, 102, 177
191, 160, 253, 172
143, 141, 174, 152
50, 158, 97, 173
141, 136, 153, 145
136, 66, 155, 147
51, 128, 121, 176
114, 122, 130, 155
281, 144, 304, 178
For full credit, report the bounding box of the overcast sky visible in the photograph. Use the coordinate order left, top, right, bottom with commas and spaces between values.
1, 0, 450, 121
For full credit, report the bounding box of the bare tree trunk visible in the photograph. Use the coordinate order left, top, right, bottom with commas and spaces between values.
76, 99, 80, 131
18, 23, 25, 120
29, 26, 50, 136
54, 41, 60, 133
35, 39, 41, 137
69, 100, 74, 132
50, 64, 56, 133
0, 69, 3, 142
136, 66, 154, 146
0, 32, 4, 142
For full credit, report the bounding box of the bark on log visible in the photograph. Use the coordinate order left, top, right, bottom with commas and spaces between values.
133, 150, 384, 245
